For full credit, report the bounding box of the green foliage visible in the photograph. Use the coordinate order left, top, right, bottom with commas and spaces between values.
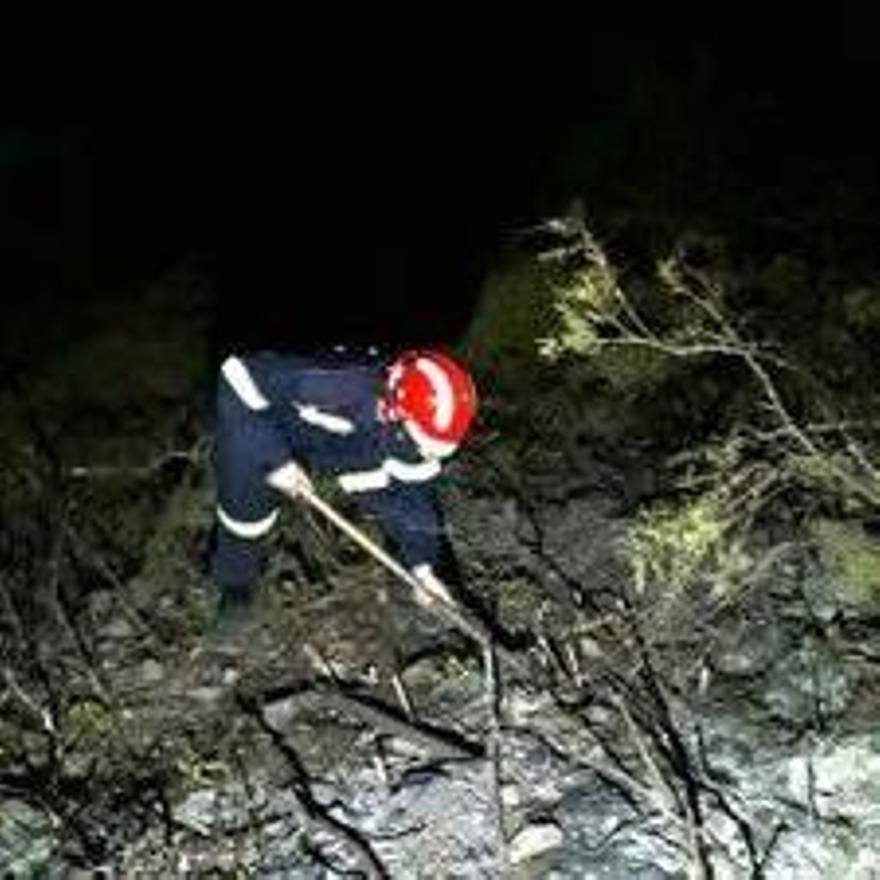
788, 448, 880, 516
584, 344, 674, 397
810, 518, 880, 608
460, 249, 640, 444
438, 652, 481, 681
174, 743, 232, 790
842, 284, 880, 333
461, 253, 559, 391
496, 575, 543, 631
626, 493, 752, 601
535, 222, 717, 401
531, 213, 880, 615
63, 698, 115, 747
536, 237, 623, 362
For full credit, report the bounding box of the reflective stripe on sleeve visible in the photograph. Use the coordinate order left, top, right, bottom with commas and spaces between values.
337, 457, 441, 494
295, 403, 355, 435
221, 356, 271, 411
338, 468, 390, 493
217, 505, 279, 539
385, 457, 441, 483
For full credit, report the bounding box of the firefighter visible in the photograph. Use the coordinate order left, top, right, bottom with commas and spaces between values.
209, 346, 477, 628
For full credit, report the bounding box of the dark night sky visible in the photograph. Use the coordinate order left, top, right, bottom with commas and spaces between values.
4, 42, 880, 367
2, 63, 580, 361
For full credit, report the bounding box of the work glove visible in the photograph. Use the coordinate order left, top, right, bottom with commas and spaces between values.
266, 459, 314, 498
411, 563, 456, 607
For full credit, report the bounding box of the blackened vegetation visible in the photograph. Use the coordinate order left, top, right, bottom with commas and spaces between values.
0, 410, 196, 865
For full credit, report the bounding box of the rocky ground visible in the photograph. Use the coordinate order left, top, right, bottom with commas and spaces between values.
4, 434, 880, 878
3, 270, 880, 878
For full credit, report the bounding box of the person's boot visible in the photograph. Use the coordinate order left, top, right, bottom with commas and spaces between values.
202, 525, 265, 652
205, 585, 255, 652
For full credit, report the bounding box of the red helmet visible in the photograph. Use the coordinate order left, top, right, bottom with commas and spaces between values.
385, 349, 477, 454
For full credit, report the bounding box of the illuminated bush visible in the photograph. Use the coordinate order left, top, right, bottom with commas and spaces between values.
810, 518, 880, 608
626, 494, 752, 600
534, 212, 880, 605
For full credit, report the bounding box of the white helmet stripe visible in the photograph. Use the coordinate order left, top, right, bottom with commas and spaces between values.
416, 357, 454, 430
404, 419, 459, 459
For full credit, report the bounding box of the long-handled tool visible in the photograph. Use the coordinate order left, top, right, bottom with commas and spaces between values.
268, 475, 492, 649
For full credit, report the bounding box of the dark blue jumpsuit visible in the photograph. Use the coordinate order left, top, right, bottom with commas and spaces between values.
210, 350, 447, 598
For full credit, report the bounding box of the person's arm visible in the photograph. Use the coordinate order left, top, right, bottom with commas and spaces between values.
352, 480, 444, 576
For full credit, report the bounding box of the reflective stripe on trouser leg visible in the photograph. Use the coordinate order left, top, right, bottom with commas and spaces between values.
217, 506, 279, 539
212, 375, 291, 593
